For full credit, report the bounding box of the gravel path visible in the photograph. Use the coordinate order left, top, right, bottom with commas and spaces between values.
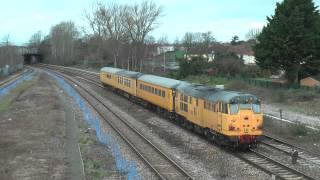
264, 103, 320, 128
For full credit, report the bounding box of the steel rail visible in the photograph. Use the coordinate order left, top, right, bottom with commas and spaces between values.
38, 64, 320, 180
39, 66, 193, 180
0, 68, 32, 88
235, 149, 316, 180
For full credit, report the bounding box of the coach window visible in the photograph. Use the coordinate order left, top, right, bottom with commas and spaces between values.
189, 97, 192, 104
196, 98, 198, 106
183, 95, 188, 102
162, 91, 165, 97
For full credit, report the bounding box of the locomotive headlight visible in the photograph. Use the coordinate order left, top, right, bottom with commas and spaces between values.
229, 125, 236, 131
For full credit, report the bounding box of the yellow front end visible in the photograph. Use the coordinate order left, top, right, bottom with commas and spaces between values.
222, 109, 263, 137
221, 103, 263, 144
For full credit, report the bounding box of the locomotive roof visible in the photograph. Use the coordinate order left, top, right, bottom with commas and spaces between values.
138, 74, 182, 89
116, 70, 143, 79
100, 67, 123, 74
177, 83, 259, 104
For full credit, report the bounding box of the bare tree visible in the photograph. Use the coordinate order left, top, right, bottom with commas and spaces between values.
49, 21, 79, 65
2, 34, 11, 46
245, 28, 261, 41
182, 31, 215, 56
84, 2, 130, 67
83, 1, 163, 71
29, 31, 43, 48
0, 35, 23, 74
122, 0, 163, 71
157, 35, 169, 45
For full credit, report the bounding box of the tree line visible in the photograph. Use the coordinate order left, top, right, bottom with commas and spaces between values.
30, 0, 320, 84
35, 1, 162, 71
0, 35, 23, 75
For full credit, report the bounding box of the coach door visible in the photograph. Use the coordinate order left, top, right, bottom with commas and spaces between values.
218, 102, 223, 132
173, 90, 177, 112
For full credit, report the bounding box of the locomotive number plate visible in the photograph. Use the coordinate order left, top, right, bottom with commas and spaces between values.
244, 128, 249, 133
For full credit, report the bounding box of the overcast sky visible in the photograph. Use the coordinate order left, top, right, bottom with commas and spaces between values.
1, 0, 320, 45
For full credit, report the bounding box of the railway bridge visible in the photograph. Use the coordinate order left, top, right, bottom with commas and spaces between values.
18, 46, 43, 64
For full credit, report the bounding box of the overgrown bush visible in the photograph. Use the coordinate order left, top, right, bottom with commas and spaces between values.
226, 80, 249, 90
272, 90, 287, 102
289, 122, 309, 136
176, 56, 210, 78
294, 91, 316, 101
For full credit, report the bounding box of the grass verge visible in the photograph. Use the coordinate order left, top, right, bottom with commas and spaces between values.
0, 80, 33, 113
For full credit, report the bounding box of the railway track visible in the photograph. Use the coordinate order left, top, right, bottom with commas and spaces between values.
237, 149, 316, 180
260, 135, 320, 168
0, 68, 32, 88
38, 64, 320, 180
39, 66, 193, 180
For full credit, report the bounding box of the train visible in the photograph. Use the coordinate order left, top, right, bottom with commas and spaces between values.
100, 67, 263, 148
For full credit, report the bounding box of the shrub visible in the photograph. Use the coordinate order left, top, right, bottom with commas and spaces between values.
226, 80, 249, 90
289, 122, 309, 136
272, 90, 287, 102
295, 91, 316, 101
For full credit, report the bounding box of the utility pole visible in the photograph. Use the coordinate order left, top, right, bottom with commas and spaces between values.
163, 50, 166, 72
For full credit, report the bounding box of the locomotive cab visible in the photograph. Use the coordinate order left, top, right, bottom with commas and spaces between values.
226, 97, 263, 145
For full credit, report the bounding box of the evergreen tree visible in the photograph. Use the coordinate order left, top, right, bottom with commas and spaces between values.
231, 35, 239, 45
254, 0, 320, 83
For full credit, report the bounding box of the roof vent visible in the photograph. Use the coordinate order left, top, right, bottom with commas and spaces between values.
215, 85, 224, 89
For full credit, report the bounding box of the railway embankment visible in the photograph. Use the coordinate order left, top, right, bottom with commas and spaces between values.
0, 70, 130, 179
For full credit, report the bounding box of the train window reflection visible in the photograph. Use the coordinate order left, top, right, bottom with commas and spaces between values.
252, 104, 261, 113
230, 104, 239, 114
240, 104, 251, 109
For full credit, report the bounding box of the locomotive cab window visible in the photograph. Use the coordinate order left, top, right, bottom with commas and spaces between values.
252, 103, 261, 114
240, 103, 251, 110
230, 103, 239, 114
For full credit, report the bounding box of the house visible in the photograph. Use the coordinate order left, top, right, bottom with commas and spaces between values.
300, 76, 320, 87
156, 45, 174, 55
209, 42, 256, 65
227, 44, 256, 65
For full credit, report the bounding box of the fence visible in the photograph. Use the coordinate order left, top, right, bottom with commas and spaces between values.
0, 46, 24, 78
245, 78, 320, 91
0, 63, 24, 78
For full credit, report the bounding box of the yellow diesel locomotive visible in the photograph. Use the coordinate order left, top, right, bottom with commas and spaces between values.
100, 67, 263, 147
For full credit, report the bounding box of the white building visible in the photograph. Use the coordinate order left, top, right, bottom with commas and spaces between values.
157, 46, 174, 55
241, 54, 256, 65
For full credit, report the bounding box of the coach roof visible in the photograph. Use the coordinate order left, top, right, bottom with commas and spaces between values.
177, 82, 221, 99
177, 83, 259, 103
116, 70, 143, 79
138, 74, 182, 89
100, 67, 123, 74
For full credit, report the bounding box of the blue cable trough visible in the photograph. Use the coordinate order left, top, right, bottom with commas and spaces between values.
0, 71, 35, 98
46, 71, 140, 180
